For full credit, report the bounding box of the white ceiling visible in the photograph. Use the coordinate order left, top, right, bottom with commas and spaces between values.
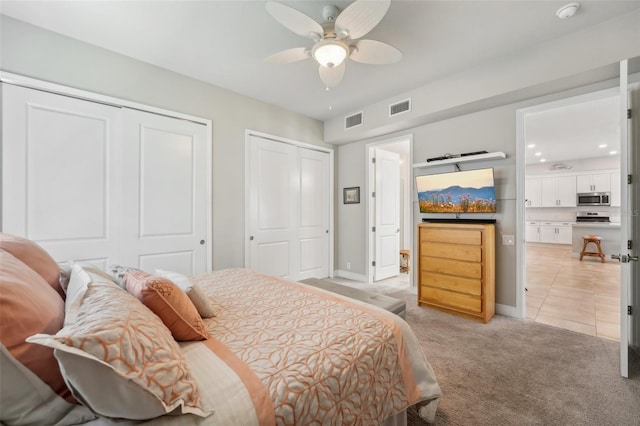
1, 0, 637, 161
524, 94, 621, 165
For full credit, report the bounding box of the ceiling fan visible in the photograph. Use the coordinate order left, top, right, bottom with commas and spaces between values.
265, 0, 402, 88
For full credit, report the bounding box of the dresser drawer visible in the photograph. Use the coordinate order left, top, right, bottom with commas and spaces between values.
421, 287, 482, 313
420, 271, 482, 296
421, 257, 482, 279
421, 242, 482, 262
420, 227, 482, 245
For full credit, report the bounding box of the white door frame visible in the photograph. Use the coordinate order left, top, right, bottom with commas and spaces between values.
365, 135, 413, 284
244, 130, 334, 277
0, 71, 213, 271
516, 86, 619, 319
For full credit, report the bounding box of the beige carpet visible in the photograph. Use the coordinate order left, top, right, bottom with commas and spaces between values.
379, 289, 640, 426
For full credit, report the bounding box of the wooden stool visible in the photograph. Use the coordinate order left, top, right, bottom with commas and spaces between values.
400, 250, 410, 273
579, 235, 605, 263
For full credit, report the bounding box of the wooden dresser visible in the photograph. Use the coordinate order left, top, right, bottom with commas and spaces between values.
417, 222, 496, 323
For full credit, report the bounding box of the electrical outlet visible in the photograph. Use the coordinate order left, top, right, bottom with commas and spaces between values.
502, 235, 515, 246
346, 262, 351, 270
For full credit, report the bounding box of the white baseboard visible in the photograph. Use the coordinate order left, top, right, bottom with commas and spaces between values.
334, 270, 367, 282
496, 303, 518, 318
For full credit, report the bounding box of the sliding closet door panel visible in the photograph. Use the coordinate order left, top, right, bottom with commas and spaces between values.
139, 127, 193, 237
139, 251, 194, 274
1, 84, 122, 264
298, 149, 330, 280
257, 241, 290, 278
248, 135, 298, 279
122, 109, 207, 274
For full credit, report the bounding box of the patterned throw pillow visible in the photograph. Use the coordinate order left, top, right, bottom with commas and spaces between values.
107, 264, 142, 288
28, 281, 210, 420
124, 270, 209, 341
155, 269, 216, 318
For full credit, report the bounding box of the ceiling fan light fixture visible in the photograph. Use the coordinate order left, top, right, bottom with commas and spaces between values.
312, 39, 348, 68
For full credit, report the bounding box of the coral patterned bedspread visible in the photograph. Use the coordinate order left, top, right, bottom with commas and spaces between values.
89, 269, 441, 425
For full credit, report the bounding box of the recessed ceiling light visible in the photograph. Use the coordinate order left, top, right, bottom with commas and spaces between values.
527, 144, 536, 148
535, 152, 542, 156
556, 2, 580, 19
598, 144, 608, 148
609, 150, 617, 155
540, 159, 547, 163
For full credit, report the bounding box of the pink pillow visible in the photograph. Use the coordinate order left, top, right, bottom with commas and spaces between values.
0, 250, 74, 402
0, 233, 64, 299
124, 271, 209, 341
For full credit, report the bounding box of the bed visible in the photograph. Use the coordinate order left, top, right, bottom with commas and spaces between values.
0, 233, 441, 425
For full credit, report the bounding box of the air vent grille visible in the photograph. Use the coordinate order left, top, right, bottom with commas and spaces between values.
389, 98, 411, 116
345, 112, 363, 129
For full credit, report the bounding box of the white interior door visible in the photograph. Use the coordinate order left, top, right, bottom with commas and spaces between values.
121, 109, 208, 274
617, 60, 640, 378
247, 135, 298, 279
374, 148, 400, 281
1, 84, 121, 271
298, 148, 330, 280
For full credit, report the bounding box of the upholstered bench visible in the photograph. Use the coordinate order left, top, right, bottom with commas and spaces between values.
300, 278, 407, 319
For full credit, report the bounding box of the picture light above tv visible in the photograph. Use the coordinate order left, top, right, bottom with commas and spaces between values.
416, 167, 497, 214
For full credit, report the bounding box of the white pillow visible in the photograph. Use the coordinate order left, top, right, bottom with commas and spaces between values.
155, 269, 216, 318
65, 263, 116, 326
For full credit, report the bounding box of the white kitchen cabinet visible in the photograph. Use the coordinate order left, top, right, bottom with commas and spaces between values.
610, 172, 621, 206
576, 173, 611, 193
525, 178, 542, 207
557, 225, 573, 244
539, 222, 573, 244
541, 176, 576, 207
525, 221, 540, 242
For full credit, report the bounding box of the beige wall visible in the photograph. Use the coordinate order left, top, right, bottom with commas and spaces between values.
0, 16, 329, 270
332, 10, 640, 311
335, 76, 638, 309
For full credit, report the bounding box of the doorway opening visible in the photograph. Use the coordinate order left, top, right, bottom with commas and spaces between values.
365, 136, 412, 289
518, 88, 622, 341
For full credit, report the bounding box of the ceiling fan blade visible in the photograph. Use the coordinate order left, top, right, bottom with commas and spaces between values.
319, 63, 345, 88
265, 2, 323, 40
265, 47, 310, 64
350, 39, 402, 64
335, 0, 391, 40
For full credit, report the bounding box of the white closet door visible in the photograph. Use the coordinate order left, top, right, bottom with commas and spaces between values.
298, 148, 330, 280
121, 109, 208, 274
374, 148, 400, 281
248, 135, 298, 279
1, 84, 121, 270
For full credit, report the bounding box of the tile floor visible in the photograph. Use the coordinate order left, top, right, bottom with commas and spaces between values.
525, 242, 621, 341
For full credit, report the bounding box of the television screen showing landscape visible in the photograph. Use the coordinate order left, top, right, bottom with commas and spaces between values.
416, 168, 496, 213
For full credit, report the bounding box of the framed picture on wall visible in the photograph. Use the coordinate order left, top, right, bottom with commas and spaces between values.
343, 187, 360, 204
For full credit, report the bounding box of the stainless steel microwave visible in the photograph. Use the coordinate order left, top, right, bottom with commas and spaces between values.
576, 192, 610, 206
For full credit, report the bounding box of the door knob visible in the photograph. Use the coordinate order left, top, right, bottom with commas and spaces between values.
200, 240, 205, 245
249, 236, 254, 241
611, 254, 621, 261
629, 255, 639, 262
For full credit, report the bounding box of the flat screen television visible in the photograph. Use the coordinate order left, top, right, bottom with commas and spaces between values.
416, 168, 496, 213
